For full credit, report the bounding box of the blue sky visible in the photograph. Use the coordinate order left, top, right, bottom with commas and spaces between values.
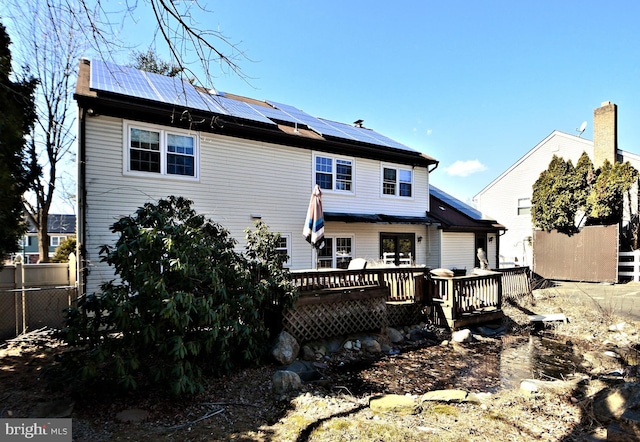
39, 1, 640, 207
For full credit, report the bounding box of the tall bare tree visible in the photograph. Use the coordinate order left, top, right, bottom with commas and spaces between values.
73, 0, 250, 85
3, 0, 89, 262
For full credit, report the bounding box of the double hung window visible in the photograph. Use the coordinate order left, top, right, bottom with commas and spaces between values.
382, 165, 413, 197
314, 154, 354, 192
275, 234, 292, 266
126, 123, 198, 179
317, 235, 354, 269
517, 197, 531, 216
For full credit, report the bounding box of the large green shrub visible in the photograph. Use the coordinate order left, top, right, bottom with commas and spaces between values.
532, 153, 638, 235
51, 235, 76, 263
64, 196, 297, 396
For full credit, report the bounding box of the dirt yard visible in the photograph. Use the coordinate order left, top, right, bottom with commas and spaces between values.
1, 283, 638, 441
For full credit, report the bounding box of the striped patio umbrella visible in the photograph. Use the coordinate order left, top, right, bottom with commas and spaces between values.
303, 184, 325, 251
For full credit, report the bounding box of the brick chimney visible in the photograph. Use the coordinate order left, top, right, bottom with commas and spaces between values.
593, 101, 618, 167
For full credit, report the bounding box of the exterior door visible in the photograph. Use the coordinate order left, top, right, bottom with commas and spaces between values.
380, 233, 415, 266
475, 233, 487, 268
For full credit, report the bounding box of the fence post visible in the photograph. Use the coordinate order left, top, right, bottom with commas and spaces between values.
68, 253, 77, 287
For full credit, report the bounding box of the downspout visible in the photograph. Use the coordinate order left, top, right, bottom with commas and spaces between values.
77, 105, 87, 296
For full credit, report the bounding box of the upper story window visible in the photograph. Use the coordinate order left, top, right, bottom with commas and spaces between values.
125, 122, 199, 179
517, 197, 531, 215
382, 165, 413, 198
314, 154, 353, 192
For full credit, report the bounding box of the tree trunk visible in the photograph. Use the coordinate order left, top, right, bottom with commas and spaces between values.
37, 212, 49, 263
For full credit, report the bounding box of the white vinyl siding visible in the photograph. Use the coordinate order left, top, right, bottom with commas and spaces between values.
440, 232, 475, 270
82, 116, 433, 293
473, 131, 594, 267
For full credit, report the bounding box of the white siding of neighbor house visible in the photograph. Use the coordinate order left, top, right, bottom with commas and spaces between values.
487, 233, 498, 269
440, 232, 475, 271
473, 131, 593, 268
82, 116, 434, 293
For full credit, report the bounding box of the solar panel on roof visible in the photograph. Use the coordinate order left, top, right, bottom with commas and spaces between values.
91, 60, 272, 125
430, 185, 484, 220
91, 60, 161, 102
213, 96, 275, 125
89, 60, 418, 150
245, 102, 300, 124
320, 119, 386, 145
266, 100, 359, 140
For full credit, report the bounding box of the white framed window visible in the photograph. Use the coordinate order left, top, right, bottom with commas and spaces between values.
50, 236, 65, 247
276, 233, 292, 266
517, 197, 531, 215
317, 235, 354, 269
382, 165, 413, 198
124, 122, 199, 180
314, 153, 354, 193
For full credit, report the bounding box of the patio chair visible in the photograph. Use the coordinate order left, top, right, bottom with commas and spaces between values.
348, 258, 367, 270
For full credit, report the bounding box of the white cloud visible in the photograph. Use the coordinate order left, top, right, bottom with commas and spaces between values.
426, 129, 433, 136
445, 159, 487, 177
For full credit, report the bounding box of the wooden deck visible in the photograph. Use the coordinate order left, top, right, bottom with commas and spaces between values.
288, 266, 530, 332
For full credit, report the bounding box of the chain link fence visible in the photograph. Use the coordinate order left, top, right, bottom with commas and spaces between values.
0, 286, 76, 340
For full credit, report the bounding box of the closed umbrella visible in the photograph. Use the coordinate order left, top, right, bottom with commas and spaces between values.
303, 184, 325, 252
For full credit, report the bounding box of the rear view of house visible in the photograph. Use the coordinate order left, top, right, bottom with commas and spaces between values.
74, 60, 445, 295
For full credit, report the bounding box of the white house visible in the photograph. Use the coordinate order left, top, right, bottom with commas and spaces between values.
74, 59, 452, 295
473, 101, 640, 268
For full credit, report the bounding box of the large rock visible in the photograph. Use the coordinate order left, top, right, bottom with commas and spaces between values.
592, 382, 640, 424
361, 338, 382, 353
369, 394, 419, 415
421, 389, 474, 403
272, 331, 299, 365
452, 329, 473, 343
272, 370, 302, 395
387, 327, 405, 344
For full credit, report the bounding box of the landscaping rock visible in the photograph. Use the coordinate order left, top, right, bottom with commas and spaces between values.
387, 327, 404, 344
272, 370, 302, 395
369, 394, 420, 415
592, 382, 640, 424
452, 329, 473, 343
421, 389, 470, 403
272, 331, 299, 365
361, 338, 382, 353
519, 377, 586, 395
30, 400, 75, 418
115, 409, 149, 423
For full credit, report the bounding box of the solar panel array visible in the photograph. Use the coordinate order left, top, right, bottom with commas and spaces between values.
90, 59, 416, 153
430, 185, 486, 221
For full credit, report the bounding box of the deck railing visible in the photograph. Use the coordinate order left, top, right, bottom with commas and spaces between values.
288, 266, 529, 330
289, 266, 429, 303
493, 267, 532, 300
430, 272, 503, 328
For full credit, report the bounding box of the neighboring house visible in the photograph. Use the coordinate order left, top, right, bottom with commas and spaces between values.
18, 214, 76, 263
428, 185, 505, 272
74, 59, 448, 296
473, 101, 640, 268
